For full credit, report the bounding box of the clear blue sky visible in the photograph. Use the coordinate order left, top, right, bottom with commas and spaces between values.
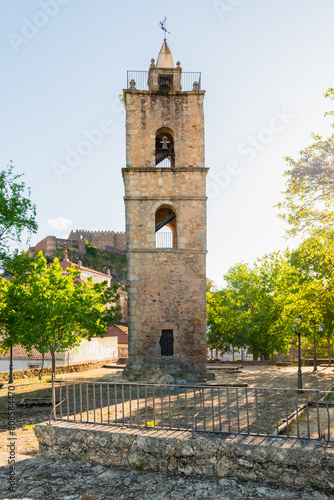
1, 0, 334, 287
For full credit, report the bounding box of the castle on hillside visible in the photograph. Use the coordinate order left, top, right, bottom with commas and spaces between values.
29, 230, 126, 258
68, 230, 126, 253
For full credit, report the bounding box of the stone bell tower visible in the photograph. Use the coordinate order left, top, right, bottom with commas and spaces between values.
122, 39, 208, 382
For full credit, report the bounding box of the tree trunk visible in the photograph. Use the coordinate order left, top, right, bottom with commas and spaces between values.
328, 338, 332, 366
8, 344, 13, 384
38, 353, 45, 381
51, 351, 56, 379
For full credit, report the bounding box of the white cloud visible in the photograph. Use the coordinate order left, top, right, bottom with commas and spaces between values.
48, 217, 72, 231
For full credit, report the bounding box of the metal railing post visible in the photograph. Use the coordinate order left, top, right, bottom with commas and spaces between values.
46, 381, 332, 444
52, 372, 56, 420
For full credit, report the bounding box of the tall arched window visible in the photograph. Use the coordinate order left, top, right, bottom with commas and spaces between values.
155, 206, 176, 248
155, 128, 175, 168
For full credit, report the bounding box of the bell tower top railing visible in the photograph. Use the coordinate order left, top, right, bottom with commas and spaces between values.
126, 38, 201, 92
126, 70, 201, 92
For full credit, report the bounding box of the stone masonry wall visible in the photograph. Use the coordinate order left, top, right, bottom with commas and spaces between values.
29, 236, 71, 257
123, 85, 208, 380
0, 358, 117, 382
123, 168, 208, 378
126, 251, 207, 376
68, 230, 126, 252
35, 422, 334, 493
124, 90, 205, 168
30, 231, 126, 258
123, 168, 207, 251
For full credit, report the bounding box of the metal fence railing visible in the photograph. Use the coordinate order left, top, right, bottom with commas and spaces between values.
126, 71, 202, 91
155, 231, 173, 249
156, 152, 175, 168
51, 381, 334, 442
180, 72, 201, 92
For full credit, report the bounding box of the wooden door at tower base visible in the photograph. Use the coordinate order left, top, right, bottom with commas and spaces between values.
160, 330, 174, 356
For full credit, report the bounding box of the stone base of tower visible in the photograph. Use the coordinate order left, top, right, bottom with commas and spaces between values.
123, 359, 205, 384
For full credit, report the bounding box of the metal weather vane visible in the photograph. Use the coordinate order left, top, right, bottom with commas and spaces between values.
159, 16, 170, 41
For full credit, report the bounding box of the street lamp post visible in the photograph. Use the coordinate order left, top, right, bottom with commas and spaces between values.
293, 315, 304, 391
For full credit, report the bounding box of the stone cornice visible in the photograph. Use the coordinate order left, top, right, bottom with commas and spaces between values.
122, 167, 209, 175
123, 89, 206, 97
124, 196, 207, 201
126, 249, 207, 254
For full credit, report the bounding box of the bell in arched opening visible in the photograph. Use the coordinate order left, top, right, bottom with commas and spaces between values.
158, 74, 173, 92
155, 129, 175, 168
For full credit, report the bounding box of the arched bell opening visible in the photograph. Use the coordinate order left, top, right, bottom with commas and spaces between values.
155, 205, 177, 248
158, 74, 173, 92
155, 128, 175, 168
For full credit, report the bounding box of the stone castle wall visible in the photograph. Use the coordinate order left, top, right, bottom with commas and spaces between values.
29, 236, 76, 257
68, 230, 126, 252
30, 230, 126, 257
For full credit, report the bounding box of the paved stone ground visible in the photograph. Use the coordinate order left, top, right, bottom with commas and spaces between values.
0, 453, 333, 500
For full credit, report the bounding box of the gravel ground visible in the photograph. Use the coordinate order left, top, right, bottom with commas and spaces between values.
0, 366, 333, 499
212, 364, 334, 390
0, 365, 333, 456
0, 453, 333, 500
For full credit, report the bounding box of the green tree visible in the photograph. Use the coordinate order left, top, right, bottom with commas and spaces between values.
277, 88, 334, 237
0, 253, 36, 380
287, 234, 334, 363
206, 278, 216, 292
0, 278, 14, 343
85, 241, 98, 259
207, 289, 242, 355
0, 163, 37, 263
1, 252, 122, 377
207, 253, 294, 360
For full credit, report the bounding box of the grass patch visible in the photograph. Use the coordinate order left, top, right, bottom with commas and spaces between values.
23, 423, 35, 430
132, 459, 146, 470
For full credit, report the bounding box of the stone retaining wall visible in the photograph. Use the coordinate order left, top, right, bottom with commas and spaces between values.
210, 361, 276, 366
35, 421, 334, 493
118, 346, 128, 359
0, 358, 117, 382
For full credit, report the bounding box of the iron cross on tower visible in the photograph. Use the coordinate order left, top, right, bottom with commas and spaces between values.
159, 16, 170, 41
